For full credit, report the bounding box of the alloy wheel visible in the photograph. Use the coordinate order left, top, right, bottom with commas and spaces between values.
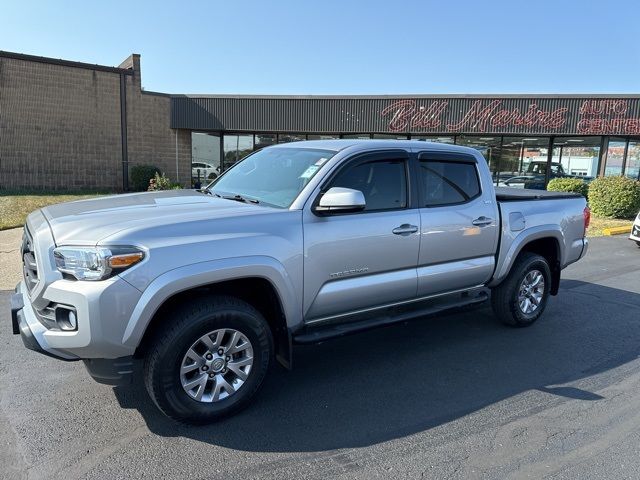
179, 328, 254, 402
517, 270, 545, 315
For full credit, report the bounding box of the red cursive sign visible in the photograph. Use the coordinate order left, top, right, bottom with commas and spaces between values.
380, 100, 448, 132
447, 100, 568, 132
381, 99, 568, 133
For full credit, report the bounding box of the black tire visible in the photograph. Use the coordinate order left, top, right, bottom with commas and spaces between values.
143, 295, 273, 424
490, 252, 551, 327
636, 241, 640, 248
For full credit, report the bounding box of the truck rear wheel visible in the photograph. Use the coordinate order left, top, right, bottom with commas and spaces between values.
143, 295, 273, 424
490, 252, 551, 327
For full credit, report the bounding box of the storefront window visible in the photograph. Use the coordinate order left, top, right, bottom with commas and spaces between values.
191, 132, 221, 187
604, 138, 626, 177
254, 134, 277, 150
278, 133, 306, 143
223, 134, 254, 170
552, 137, 601, 179
412, 135, 455, 144
341, 134, 372, 139
307, 134, 340, 140
498, 137, 550, 189
456, 136, 502, 183
372, 134, 409, 139
625, 140, 640, 180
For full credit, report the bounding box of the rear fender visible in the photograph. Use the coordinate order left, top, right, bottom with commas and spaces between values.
489, 225, 564, 287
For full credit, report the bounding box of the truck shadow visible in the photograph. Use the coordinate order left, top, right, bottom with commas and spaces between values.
113, 279, 640, 452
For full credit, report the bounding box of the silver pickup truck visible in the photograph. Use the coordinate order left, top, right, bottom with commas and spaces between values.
10, 140, 589, 423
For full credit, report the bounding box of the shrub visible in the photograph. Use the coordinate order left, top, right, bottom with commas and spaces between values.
547, 177, 589, 198
148, 172, 182, 191
130, 165, 161, 191
588, 176, 640, 219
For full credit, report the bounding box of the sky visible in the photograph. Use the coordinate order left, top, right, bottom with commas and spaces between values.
2, 0, 640, 95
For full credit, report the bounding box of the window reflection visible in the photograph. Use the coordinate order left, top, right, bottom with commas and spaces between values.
341, 134, 372, 139
278, 133, 306, 143
191, 132, 221, 188
372, 134, 409, 140
223, 134, 254, 170
604, 138, 625, 176
626, 140, 640, 180
412, 135, 455, 144
307, 134, 340, 140
254, 134, 276, 150
552, 137, 600, 179
456, 136, 502, 184
498, 137, 550, 189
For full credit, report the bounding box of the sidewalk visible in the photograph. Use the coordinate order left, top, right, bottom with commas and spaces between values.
0, 228, 23, 290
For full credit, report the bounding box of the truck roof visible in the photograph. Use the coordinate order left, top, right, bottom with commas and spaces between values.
271, 139, 480, 156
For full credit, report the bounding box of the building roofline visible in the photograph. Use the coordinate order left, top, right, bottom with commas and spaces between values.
172, 93, 640, 99
0, 50, 134, 75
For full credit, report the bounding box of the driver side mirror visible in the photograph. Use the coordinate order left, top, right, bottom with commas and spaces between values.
315, 187, 366, 214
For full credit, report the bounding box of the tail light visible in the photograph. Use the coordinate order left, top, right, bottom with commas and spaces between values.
583, 206, 591, 232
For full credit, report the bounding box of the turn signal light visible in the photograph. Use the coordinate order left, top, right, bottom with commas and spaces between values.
108, 252, 144, 269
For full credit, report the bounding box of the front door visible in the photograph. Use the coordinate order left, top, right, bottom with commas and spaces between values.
302, 151, 421, 322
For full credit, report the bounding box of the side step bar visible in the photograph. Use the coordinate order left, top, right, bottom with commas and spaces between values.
293, 289, 489, 344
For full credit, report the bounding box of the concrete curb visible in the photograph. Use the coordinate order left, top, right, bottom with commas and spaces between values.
603, 225, 632, 236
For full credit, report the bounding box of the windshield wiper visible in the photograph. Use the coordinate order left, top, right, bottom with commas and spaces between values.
213, 192, 259, 204
197, 186, 213, 195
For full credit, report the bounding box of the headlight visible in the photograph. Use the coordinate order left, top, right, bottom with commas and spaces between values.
53, 246, 144, 281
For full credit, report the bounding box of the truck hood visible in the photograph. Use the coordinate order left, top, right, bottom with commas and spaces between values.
40, 190, 272, 245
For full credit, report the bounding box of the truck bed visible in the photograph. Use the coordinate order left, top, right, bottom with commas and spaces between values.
495, 187, 583, 202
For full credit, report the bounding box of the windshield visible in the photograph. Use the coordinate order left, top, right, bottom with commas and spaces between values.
207, 147, 336, 208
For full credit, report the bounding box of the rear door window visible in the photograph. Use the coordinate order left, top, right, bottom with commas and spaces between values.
419, 160, 481, 207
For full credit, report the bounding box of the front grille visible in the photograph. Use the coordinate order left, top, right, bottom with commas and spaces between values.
22, 227, 39, 293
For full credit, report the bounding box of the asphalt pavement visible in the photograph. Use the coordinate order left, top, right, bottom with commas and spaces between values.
1, 236, 640, 479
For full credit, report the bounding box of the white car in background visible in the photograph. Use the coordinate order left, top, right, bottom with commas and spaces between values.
630, 212, 640, 247
192, 162, 220, 182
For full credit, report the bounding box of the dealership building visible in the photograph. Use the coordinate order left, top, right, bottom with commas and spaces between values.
1, 50, 640, 191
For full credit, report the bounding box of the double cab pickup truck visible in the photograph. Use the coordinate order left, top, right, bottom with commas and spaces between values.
10, 140, 589, 423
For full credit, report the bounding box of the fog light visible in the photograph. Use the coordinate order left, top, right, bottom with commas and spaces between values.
68, 311, 77, 330
55, 307, 78, 331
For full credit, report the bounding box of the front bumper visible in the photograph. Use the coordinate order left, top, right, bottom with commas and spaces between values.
11, 286, 77, 361
630, 221, 640, 242
12, 274, 142, 359
11, 284, 137, 384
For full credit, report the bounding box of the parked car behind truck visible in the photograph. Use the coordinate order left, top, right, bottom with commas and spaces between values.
10, 140, 589, 423
630, 211, 640, 246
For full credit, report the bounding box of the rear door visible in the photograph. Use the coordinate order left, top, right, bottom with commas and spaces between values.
416, 151, 499, 296
302, 150, 421, 322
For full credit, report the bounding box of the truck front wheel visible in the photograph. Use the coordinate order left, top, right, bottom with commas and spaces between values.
491, 252, 551, 327
143, 295, 273, 424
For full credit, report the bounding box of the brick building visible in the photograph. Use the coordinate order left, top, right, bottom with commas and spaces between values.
2, 50, 640, 191
0, 51, 190, 191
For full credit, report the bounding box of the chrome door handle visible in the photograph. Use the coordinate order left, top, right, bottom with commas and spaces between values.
392, 224, 419, 235
472, 216, 493, 227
